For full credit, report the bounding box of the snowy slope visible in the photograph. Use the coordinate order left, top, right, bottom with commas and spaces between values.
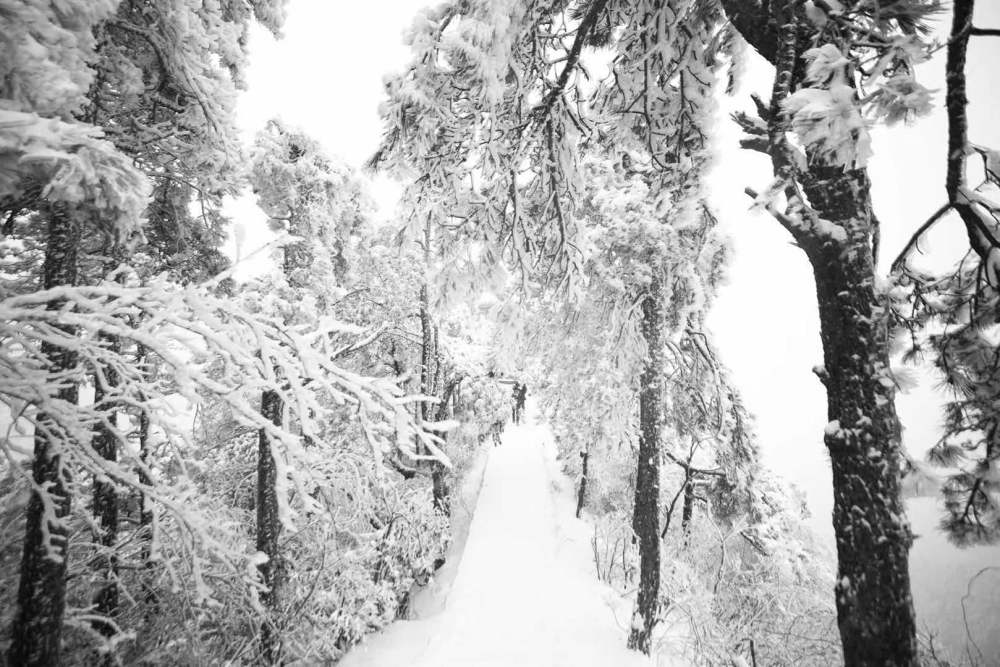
340, 417, 652, 667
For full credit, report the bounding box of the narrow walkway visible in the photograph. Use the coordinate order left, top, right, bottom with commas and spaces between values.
340, 420, 649, 667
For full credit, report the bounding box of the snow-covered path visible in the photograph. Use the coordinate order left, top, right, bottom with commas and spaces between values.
340, 420, 649, 667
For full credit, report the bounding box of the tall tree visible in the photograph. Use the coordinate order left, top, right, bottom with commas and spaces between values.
84, 0, 289, 648
248, 119, 376, 661
1, 4, 148, 662
3, 4, 457, 663
10, 204, 81, 667
723, 1, 942, 662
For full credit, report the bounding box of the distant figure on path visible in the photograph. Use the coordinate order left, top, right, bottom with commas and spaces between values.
512, 382, 527, 424
511, 383, 521, 424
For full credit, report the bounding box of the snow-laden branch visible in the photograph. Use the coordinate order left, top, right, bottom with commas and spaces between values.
0, 275, 447, 575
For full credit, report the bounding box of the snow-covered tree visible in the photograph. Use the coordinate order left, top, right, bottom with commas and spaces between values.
714, 1, 944, 661
2, 4, 147, 662
247, 118, 449, 660
372, 0, 947, 660
2, 4, 458, 664
891, 0, 1000, 547
375, 0, 740, 652
2, 2, 296, 660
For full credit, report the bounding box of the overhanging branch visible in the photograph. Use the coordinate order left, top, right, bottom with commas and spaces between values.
532, 0, 609, 122
890, 203, 952, 272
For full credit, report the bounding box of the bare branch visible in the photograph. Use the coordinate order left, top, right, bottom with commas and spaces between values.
890, 203, 952, 273
532, 0, 610, 122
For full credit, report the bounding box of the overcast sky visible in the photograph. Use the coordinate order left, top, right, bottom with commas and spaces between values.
231, 1, 1000, 656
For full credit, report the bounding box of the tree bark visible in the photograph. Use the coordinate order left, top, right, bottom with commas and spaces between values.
257, 389, 285, 664
431, 377, 460, 515
576, 445, 590, 519
419, 283, 433, 424
431, 468, 450, 515
92, 332, 121, 641
944, 0, 996, 264
419, 284, 441, 509
419, 216, 434, 424
628, 275, 663, 654
800, 165, 918, 666
945, 0, 973, 204
420, 216, 452, 514
680, 479, 694, 536
135, 344, 157, 614
718, 1, 920, 661
8, 205, 80, 666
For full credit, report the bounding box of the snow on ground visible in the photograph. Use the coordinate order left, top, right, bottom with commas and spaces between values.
340, 413, 653, 667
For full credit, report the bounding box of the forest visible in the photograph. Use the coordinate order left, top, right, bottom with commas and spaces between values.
1, 0, 999, 665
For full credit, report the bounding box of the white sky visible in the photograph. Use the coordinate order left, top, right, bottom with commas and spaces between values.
231, 1, 1000, 655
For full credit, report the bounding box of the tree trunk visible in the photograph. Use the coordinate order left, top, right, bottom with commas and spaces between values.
628, 275, 663, 654
718, 1, 920, 660
420, 218, 451, 512
420, 281, 439, 507
576, 445, 590, 519
419, 215, 434, 425
92, 332, 121, 641
431, 469, 450, 515
680, 478, 694, 538
8, 205, 80, 666
257, 389, 285, 664
416, 279, 435, 464
431, 378, 459, 515
419, 283, 433, 423
136, 345, 157, 614
800, 165, 918, 665
944, 0, 994, 265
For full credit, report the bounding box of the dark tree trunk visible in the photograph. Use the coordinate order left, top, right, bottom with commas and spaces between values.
944, 0, 994, 265
420, 229, 452, 512
628, 275, 663, 654
431, 378, 460, 515
680, 479, 694, 536
257, 389, 285, 664
431, 470, 450, 515
415, 278, 435, 461
716, 2, 920, 661
8, 205, 80, 667
419, 281, 434, 466
575, 445, 590, 519
419, 283, 433, 423
419, 216, 434, 425
800, 166, 918, 666
945, 0, 973, 205
135, 346, 157, 613
92, 332, 122, 640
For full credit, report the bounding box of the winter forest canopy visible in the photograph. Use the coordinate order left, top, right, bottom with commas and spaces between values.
1, 0, 999, 665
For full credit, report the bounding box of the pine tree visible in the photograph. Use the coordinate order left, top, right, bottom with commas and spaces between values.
9, 204, 81, 667
249, 119, 364, 661
2, 3, 466, 662
722, 1, 941, 662
891, 0, 1000, 546
2, 5, 147, 662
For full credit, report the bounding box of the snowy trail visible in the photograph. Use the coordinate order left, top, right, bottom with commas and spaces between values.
340, 419, 649, 667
